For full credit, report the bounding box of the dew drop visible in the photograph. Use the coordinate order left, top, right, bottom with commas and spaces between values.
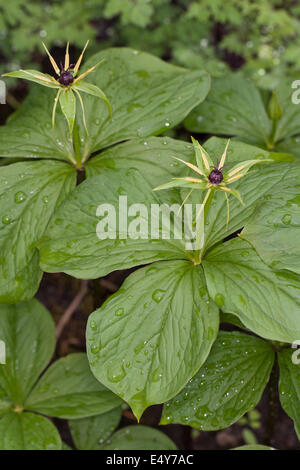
117, 187, 126, 196
90, 320, 98, 331
107, 365, 126, 383
115, 308, 124, 317
14, 191, 27, 204
214, 293, 225, 308
2, 215, 12, 225
152, 289, 165, 303
151, 368, 163, 382
281, 213, 292, 225
91, 342, 101, 354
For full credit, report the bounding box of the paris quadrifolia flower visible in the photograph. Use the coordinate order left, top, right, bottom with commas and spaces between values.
154, 137, 271, 230
2, 41, 112, 137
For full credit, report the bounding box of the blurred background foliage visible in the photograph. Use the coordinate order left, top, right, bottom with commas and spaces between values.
0, 0, 299, 90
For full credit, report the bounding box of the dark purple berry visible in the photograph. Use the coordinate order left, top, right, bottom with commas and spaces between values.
208, 168, 223, 185
59, 70, 74, 86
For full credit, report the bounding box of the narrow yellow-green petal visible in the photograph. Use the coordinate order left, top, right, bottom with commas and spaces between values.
42, 42, 60, 75
64, 41, 70, 70
219, 139, 230, 169
74, 59, 105, 83
52, 89, 62, 128
226, 159, 272, 179
73, 40, 90, 76
173, 156, 205, 176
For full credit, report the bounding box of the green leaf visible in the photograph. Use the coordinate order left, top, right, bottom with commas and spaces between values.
232, 444, 275, 450
62, 442, 72, 450
76, 48, 210, 161
204, 137, 295, 164
85, 136, 196, 186
104, 0, 154, 27
203, 238, 300, 343
0, 387, 13, 416
0, 49, 210, 165
154, 178, 206, 192
59, 88, 76, 136
222, 186, 244, 206
278, 348, 300, 440
0, 299, 55, 406
184, 74, 271, 147
220, 312, 248, 330
26, 353, 122, 419
0, 160, 76, 303
275, 136, 300, 160
189, 138, 294, 250
191, 136, 213, 172
225, 159, 271, 180
100, 425, 177, 450
39, 167, 187, 279
0, 412, 61, 450
204, 137, 279, 164
69, 406, 122, 450
39, 137, 294, 280
268, 151, 296, 163
160, 331, 274, 430
272, 77, 300, 143
267, 92, 283, 121
74, 81, 112, 117
242, 164, 300, 275
87, 260, 219, 420
3, 70, 59, 89
0, 87, 75, 161
242, 428, 257, 444
185, 75, 300, 156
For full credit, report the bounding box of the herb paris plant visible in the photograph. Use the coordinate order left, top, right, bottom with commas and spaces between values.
0, 298, 178, 450
0, 46, 210, 303
0, 299, 121, 450
1, 43, 300, 448
153, 138, 270, 260
185, 73, 300, 158
37, 136, 300, 421
3, 41, 112, 140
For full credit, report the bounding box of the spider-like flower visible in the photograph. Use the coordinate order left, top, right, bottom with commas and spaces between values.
154, 137, 271, 227
2, 41, 112, 137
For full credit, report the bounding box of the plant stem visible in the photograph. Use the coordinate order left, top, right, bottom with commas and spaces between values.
122, 409, 137, 421
6, 92, 20, 109
72, 121, 83, 168
265, 361, 277, 446
267, 119, 278, 149
56, 280, 88, 339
